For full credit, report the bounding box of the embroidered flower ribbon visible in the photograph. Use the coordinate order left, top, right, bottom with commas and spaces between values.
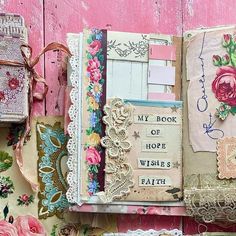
0, 42, 72, 191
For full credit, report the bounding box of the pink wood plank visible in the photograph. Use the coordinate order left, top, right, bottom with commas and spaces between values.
2, 0, 44, 116
44, 0, 182, 116
183, 0, 236, 32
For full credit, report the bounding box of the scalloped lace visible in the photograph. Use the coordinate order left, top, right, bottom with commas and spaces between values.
66, 33, 83, 204
184, 173, 236, 223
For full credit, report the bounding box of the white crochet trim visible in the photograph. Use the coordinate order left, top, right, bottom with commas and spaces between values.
66, 33, 83, 204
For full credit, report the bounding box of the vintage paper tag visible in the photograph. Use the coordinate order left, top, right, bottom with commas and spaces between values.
101, 99, 183, 202
149, 44, 176, 61
186, 28, 236, 152
148, 65, 176, 85
217, 137, 236, 179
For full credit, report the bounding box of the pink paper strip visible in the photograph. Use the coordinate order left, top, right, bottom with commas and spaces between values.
148, 92, 175, 101
70, 204, 186, 216
148, 65, 175, 85
149, 45, 176, 61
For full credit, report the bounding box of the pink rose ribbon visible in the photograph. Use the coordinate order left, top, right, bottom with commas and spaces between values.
0, 42, 72, 191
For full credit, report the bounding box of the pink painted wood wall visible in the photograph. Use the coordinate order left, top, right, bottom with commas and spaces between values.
2, 0, 236, 234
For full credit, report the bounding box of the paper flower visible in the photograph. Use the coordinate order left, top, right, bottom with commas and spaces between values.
88, 40, 101, 56
0, 176, 14, 198
86, 147, 101, 165
13, 215, 46, 236
212, 66, 236, 106
88, 97, 99, 110
222, 34, 232, 47
17, 194, 34, 206
215, 103, 231, 120
0, 220, 18, 236
212, 55, 222, 66
88, 133, 101, 147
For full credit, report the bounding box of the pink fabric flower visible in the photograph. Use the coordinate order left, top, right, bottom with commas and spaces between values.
0, 220, 18, 236
88, 40, 101, 56
212, 66, 236, 106
86, 147, 101, 165
13, 215, 46, 236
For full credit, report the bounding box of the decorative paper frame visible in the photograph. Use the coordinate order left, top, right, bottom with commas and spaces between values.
37, 122, 69, 219
217, 137, 236, 179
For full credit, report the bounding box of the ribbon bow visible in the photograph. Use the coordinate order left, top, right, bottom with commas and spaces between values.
0, 42, 72, 190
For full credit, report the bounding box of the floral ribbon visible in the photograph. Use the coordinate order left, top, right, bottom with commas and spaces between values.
0, 42, 72, 191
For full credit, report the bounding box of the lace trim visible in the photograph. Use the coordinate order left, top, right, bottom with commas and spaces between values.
66, 33, 83, 204
184, 173, 236, 223
97, 98, 134, 203
104, 229, 183, 236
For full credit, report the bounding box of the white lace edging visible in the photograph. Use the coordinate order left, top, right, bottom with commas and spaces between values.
66, 33, 83, 205
104, 229, 183, 236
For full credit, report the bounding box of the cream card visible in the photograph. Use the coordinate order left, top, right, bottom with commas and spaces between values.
98, 99, 182, 202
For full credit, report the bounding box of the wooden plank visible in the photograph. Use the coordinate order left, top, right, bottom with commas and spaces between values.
44, 0, 82, 115
107, 60, 148, 100
183, 0, 236, 32
2, 0, 44, 115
